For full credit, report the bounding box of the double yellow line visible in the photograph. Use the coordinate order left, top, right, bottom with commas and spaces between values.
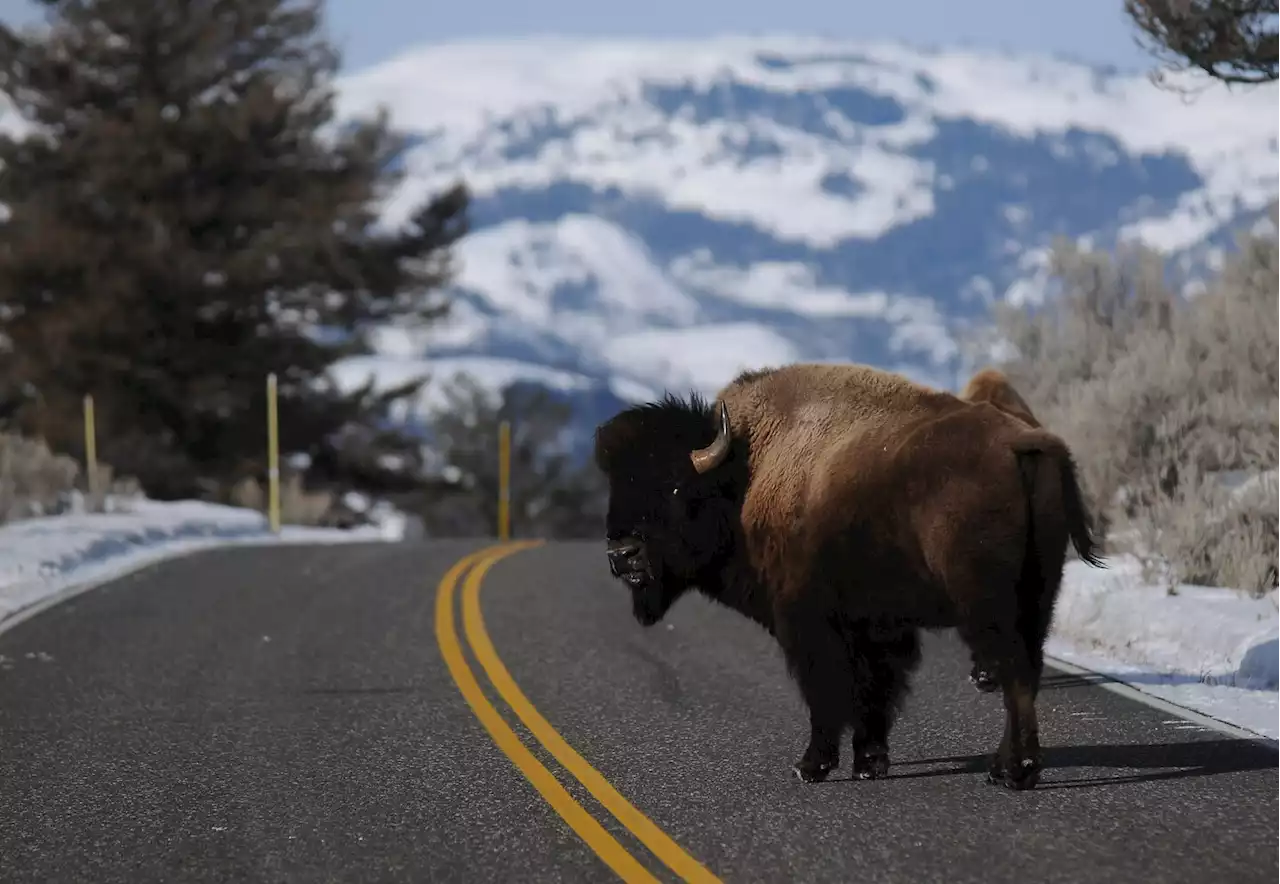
434, 541, 722, 884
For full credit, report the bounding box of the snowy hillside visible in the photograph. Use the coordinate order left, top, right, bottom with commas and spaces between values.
4, 35, 1271, 450
329, 35, 1279, 449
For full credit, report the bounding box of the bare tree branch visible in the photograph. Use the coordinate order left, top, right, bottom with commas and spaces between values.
1124, 0, 1278, 90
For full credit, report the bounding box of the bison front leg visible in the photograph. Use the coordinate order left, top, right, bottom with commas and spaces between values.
847, 625, 920, 780
795, 701, 843, 784
778, 610, 851, 784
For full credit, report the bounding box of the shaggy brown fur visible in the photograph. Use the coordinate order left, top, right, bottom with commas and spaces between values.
959, 367, 1043, 692
961, 367, 1041, 427
594, 362, 1104, 791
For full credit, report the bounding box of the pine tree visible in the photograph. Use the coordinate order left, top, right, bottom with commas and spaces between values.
413, 373, 608, 539
1124, 0, 1278, 88
0, 0, 468, 501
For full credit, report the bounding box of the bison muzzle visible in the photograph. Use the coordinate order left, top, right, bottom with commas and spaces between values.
592, 363, 1105, 791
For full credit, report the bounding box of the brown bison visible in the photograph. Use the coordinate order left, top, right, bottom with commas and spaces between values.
593, 362, 1104, 790
958, 367, 1043, 693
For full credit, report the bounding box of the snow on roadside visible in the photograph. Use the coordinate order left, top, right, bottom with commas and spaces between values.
1047, 554, 1278, 741
0, 499, 402, 630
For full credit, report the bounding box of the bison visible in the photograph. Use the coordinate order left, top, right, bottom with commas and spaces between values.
593, 362, 1104, 790
958, 367, 1044, 693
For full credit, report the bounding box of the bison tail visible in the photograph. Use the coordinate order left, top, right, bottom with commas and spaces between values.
1057, 451, 1105, 569
1011, 431, 1106, 569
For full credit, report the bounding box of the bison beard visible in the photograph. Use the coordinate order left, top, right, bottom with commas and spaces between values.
593, 363, 1105, 792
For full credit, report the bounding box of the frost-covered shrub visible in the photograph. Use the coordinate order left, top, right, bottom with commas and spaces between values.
972, 212, 1278, 593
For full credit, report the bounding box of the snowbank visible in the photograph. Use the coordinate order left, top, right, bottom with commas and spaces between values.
0, 499, 402, 631
1047, 554, 1278, 740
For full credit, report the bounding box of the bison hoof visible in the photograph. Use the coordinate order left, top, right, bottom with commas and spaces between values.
985, 754, 1041, 791
792, 758, 837, 784
852, 746, 890, 780
969, 666, 999, 693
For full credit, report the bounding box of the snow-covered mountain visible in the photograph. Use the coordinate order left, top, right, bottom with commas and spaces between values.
1, 34, 1275, 454
330, 35, 1277, 453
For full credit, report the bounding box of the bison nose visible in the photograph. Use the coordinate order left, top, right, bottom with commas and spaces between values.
606, 540, 641, 576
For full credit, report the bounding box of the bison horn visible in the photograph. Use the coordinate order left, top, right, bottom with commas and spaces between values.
689, 400, 732, 474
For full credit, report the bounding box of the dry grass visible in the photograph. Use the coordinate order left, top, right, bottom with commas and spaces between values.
229, 472, 338, 527
0, 432, 79, 523
0, 432, 143, 524
0, 429, 347, 530
1136, 467, 1278, 595
0, 428, 349, 530
83, 462, 145, 515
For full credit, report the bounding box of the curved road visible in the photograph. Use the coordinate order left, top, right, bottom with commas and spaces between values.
0, 539, 1276, 883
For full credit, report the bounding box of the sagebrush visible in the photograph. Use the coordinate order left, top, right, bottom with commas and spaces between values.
229, 473, 344, 527
0, 432, 142, 524
970, 213, 1278, 595
0, 0, 468, 503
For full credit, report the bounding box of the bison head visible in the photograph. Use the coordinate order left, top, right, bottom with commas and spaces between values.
592, 394, 741, 626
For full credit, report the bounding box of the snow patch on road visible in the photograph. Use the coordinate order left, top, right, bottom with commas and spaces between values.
0, 499, 400, 631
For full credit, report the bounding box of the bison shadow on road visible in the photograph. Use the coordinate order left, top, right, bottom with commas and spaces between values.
870, 670, 1280, 788
884, 737, 1277, 790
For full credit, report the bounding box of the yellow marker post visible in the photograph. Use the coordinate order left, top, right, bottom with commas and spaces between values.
82, 394, 97, 500
266, 372, 280, 533
497, 419, 511, 540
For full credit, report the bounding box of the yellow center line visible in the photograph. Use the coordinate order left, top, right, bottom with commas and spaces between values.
460, 544, 723, 884
434, 542, 663, 883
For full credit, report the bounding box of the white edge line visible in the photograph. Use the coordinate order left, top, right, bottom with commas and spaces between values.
0, 533, 395, 640
1044, 652, 1279, 752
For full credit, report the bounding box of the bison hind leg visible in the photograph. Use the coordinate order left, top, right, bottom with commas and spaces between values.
981, 535, 1061, 789
847, 622, 921, 780
955, 592, 1047, 789
957, 615, 1044, 791
987, 663, 1044, 790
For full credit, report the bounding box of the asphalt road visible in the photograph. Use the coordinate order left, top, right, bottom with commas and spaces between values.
0, 539, 1275, 884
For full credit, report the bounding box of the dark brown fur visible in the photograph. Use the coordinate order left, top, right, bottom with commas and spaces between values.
594, 362, 1104, 790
